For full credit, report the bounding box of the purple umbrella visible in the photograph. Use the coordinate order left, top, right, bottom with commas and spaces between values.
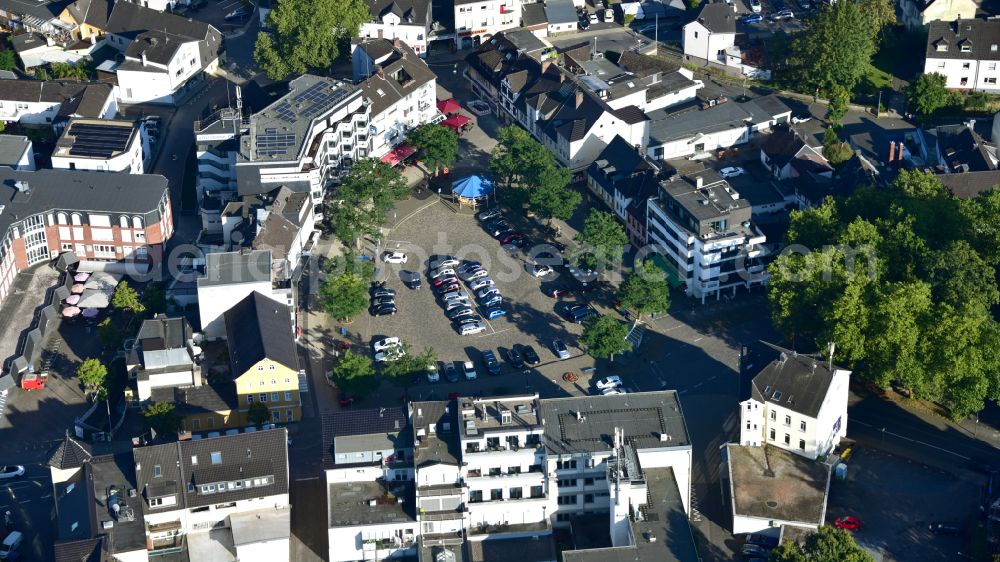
71, 284, 85, 294
64, 294, 81, 305
62, 306, 81, 317
73, 272, 90, 282
81, 308, 99, 318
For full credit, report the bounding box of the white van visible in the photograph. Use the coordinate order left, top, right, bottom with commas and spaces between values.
0, 531, 23, 559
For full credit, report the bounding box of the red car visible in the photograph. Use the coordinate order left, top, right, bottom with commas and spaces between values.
834, 516, 861, 531
339, 392, 356, 406
432, 275, 459, 287
501, 232, 525, 244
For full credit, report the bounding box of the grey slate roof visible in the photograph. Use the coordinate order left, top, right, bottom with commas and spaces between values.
137, 315, 192, 352
691, 2, 735, 34
937, 170, 1000, 198
522, 3, 547, 26
151, 384, 238, 416
197, 249, 272, 287
358, 40, 437, 119
935, 124, 997, 172
750, 342, 842, 418
540, 391, 690, 455
926, 19, 1000, 61
411, 399, 461, 467
545, 0, 577, 25
124, 30, 185, 65
0, 0, 71, 21
65, 0, 112, 28
366, 0, 430, 25
106, 0, 217, 42
0, 80, 113, 117
224, 290, 298, 375
762, 126, 809, 169
0, 167, 167, 246
132, 428, 289, 512
52, 537, 104, 562
48, 433, 93, 470
321, 406, 410, 468
0, 135, 31, 168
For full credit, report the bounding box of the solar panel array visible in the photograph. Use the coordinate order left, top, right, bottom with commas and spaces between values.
66, 123, 134, 159
256, 132, 296, 157
294, 81, 350, 120
273, 101, 295, 122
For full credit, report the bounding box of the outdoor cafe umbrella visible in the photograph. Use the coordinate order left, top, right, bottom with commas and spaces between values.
437, 98, 461, 115
71, 284, 85, 294
81, 308, 99, 319
64, 294, 81, 305
451, 175, 495, 207
62, 306, 81, 318
73, 272, 90, 282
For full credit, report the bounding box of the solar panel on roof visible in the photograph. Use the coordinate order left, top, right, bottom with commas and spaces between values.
65, 122, 134, 158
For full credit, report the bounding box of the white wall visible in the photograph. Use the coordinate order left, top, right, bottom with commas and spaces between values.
369, 79, 437, 157
733, 513, 818, 536
682, 21, 735, 61
649, 125, 748, 160
924, 58, 1000, 92
360, 22, 429, 57
52, 134, 144, 174
0, 99, 61, 125
143, 493, 290, 534
455, 0, 519, 47
416, 463, 461, 487
739, 399, 764, 447
329, 522, 417, 562
118, 69, 176, 104
137, 368, 195, 401
644, 80, 702, 112
235, 537, 290, 562
197, 281, 276, 339
326, 465, 386, 483
635, 447, 692, 515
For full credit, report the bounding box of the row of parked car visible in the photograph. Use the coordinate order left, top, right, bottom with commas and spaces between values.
429, 257, 502, 335
369, 282, 398, 316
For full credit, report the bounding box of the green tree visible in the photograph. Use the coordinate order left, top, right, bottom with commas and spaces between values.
822, 128, 852, 166
50, 61, 90, 80
825, 86, 850, 126
861, 0, 896, 40
97, 318, 123, 349
76, 358, 108, 394
254, 0, 369, 79
383, 345, 437, 387
112, 281, 146, 314
247, 401, 272, 426
617, 260, 670, 320
489, 126, 540, 188
143, 401, 181, 436
574, 209, 628, 271
581, 316, 631, 361
788, 0, 877, 93
140, 282, 168, 315
0, 49, 15, 72
907, 73, 950, 118
319, 270, 368, 321
527, 163, 580, 221
331, 350, 378, 398
407, 124, 459, 176
330, 159, 408, 246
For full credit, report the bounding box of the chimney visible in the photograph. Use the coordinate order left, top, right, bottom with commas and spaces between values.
141, 50, 147, 66
575, 90, 584, 109
888, 141, 895, 164
695, 176, 703, 188
378, 29, 384, 39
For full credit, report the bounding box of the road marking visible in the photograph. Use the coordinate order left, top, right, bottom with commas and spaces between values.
692, 337, 703, 342
17, 500, 30, 505
851, 419, 972, 461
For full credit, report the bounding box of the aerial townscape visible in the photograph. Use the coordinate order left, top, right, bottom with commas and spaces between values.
2, 0, 1000, 560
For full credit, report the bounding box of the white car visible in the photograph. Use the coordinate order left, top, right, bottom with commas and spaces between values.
443, 291, 470, 303
0, 465, 25, 480
426, 364, 440, 383
373, 337, 401, 352
463, 361, 478, 380
589, 12, 598, 23
719, 166, 745, 179
601, 387, 626, 396
749, 0, 761, 12
469, 277, 495, 291
375, 346, 405, 362
464, 269, 489, 281
531, 264, 554, 278
431, 268, 456, 279
595, 376, 623, 391
383, 251, 408, 264
791, 115, 813, 124
459, 322, 487, 335
435, 258, 461, 269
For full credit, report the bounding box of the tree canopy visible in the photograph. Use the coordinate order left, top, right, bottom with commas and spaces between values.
329, 159, 408, 246
331, 350, 378, 397
907, 73, 950, 118
617, 260, 670, 319
383, 345, 437, 388
581, 316, 632, 360
320, 269, 369, 321
768, 170, 1000, 419
143, 402, 181, 436
77, 358, 108, 394
574, 209, 629, 271
112, 280, 146, 314
254, 0, 369, 79
407, 124, 459, 176
51, 61, 91, 80
787, 0, 879, 94
770, 526, 875, 562
247, 401, 272, 426
0, 48, 15, 72
489, 125, 581, 219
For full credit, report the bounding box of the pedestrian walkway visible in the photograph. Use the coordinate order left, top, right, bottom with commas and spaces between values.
625, 321, 646, 349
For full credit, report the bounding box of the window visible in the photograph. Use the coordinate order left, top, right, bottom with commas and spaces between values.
491, 489, 503, 500
961, 77, 969, 86
191, 455, 198, 465
260, 393, 268, 402
584, 477, 594, 486
937, 62, 945, 69
285, 391, 293, 401
286, 409, 294, 422
530, 486, 544, 498
784, 433, 790, 445
153, 464, 162, 477
269, 365, 275, 370
800, 421, 807, 431
470, 490, 483, 503
769, 429, 775, 441
247, 395, 254, 404
769, 410, 776, 421
990, 63, 997, 71
272, 410, 280, 422
963, 63, 971, 69
509, 487, 523, 499
258, 366, 264, 371
784, 415, 791, 426
271, 392, 279, 402
584, 493, 595, 503
210, 451, 222, 464
987, 77, 998, 84
557, 495, 578, 505
192, 418, 201, 430
799, 439, 806, 450
694, 31, 698, 39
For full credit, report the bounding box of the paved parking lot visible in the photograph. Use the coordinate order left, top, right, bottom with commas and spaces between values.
0, 463, 56, 562
826, 446, 984, 561
356, 201, 601, 402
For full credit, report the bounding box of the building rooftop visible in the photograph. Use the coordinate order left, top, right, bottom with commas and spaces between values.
632, 467, 698, 562
458, 394, 541, 438
230, 507, 291, 546
648, 96, 788, 146
224, 290, 298, 375
242, 74, 361, 163
933, 123, 997, 172
937, 169, 1000, 198
357, 40, 437, 121
750, 342, 844, 419
151, 384, 238, 416
690, 2, 736, 33
366, 0, 430, 25
926, 18, 1000, 61
0, 167, 168, 238
0, 135, 31, 168
327, 480, 415, 527
469, 534, 558, 562
48, 433, 93, 470
89, 453, 147, 553
321, 406, 411, 468
522, 3, 547, 26
136, 315, 192, 353
540, 391, 690, 456
727, 444, 831, 525
106, 0, 218, 43
545, 0, 577, 24
412, 400, 461, 467
197, 249, 272, 287
657, 169, 752, 232
0, 79, 114, 118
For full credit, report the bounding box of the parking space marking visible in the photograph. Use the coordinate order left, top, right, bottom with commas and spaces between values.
477, 328, 510, 338
692, 336, 704, 342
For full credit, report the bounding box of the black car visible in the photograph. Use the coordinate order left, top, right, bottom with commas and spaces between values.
370, 285, 396, 296
741, 544, 769, 558
482, 349, 501, 375
517, 344, 540, 365
504, 346, 525, 369
443, 362, 460, 383
579, 17, 590, 29
744, 534, 778, 549
435, 282, 461, 294
371, 288, 396, 299
447, 307, 476, 320
370, 304, 397, 316
562, 303, 587, 321
371, 296, 396, 306
572, 307, 598, 324
928, 523, 962, 535
486, 218, 508, 231
401, 270, 422, 290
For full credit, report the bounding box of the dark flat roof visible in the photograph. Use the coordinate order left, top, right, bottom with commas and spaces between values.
727, 444, 831, 525
327, 480, 416, 526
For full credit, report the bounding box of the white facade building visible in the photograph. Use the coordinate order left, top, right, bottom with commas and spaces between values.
646, 169, 767, 302
738, 344, 850, 460
0, 80, 117, 127
682, 3, 736, 64
454, 0, 520, 49
196, 250, 291, 339
51, 118, 147, 174
359, 0, 432, 57
924, 19, 1000, 92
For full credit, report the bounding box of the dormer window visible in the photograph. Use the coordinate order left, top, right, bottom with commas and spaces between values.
936, 42, 948, 52
961, 42, 972, 53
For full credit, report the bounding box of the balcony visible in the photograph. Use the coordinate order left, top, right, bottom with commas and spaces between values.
362, 536, 415, 551
469, 520, 548, 536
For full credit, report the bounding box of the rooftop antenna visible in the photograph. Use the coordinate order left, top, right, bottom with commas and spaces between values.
828, 341, 835, 371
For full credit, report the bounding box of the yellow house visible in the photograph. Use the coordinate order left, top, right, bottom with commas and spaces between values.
151, 384, 243, 432
224, 291, 302, 425
58, 0, 111, 43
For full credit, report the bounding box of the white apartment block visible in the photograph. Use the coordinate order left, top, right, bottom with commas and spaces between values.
455, 0, 520, 49
51, 118, 148, 174
196, 250, 293, 340
646, 169, 767, 302
360, 0, 433, 57
682, 3, 736, 64
739, 344, 850, 460
924, 19, 1000, 92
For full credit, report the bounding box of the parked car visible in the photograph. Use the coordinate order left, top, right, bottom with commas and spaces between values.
373, 337, 400, 352
431, 268, 456, 279
481, 295, 503, 308
518, 344, 540, 365
596, 376, 623, 391
371, 296, 396, 307
485, 218, 508, 231
571, 306, 597, 324
482, 349, 501, 375
375, 346, 404, 362
601, 387, 626, 395
744, 534, 779, 549
446, 299, 471, 312
546, 286, 575, 298
771, 9, 794, 20
443, 291, 471, 303
463, 361, 478, 380
485, 307, 507, 319
579, 17, 590, 29
225, 7, 251, 21
741, 544, 769, 558
505, 346, 525, 369
401, 270, 422, 289
371, 304, 397, 316
719, 166, 745, 178
500, 232, 525, 245
426, 364, 440, 383
371, 287, 396, 298
742, 12, 764, 23
489, 223, 512, 237
476, 286, 501, 300
478, 208, 502, 221
459, 322, 487, 335
382, 250, 408, 264
435, 283, 461, 295
589, 12, 598, 22
833, 516, 861, 531
455, 315, 483, 326
0, 466, 24, 480
531, 264, 555, 278
432, 277, 460, 289
791, 115, 812, 124
551, 339, 570, 359
928, 522, 961, 535
431, 255, 460, 269
448, 307, 476, 320
0, 531, 24, 559
463, 268, 489, 281
469, 278, 495, 291
458, 261, 483, 274
443, 362, 460, 382
749, 0, 762, 12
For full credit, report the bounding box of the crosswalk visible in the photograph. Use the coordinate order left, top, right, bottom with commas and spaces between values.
625, 321, 646, 349
298, 371, 310, 394
0, 390, 7, 424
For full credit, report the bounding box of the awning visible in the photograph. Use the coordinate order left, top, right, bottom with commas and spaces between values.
441, 115, 471, 131
379, 144, 417, 167
437, 98, 461, 115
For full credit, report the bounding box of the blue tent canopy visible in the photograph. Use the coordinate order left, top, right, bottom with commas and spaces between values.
451, 175, 495, 199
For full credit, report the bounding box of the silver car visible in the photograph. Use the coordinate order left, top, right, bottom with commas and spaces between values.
469, 277, 495, 291
459, 321, 487, 335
